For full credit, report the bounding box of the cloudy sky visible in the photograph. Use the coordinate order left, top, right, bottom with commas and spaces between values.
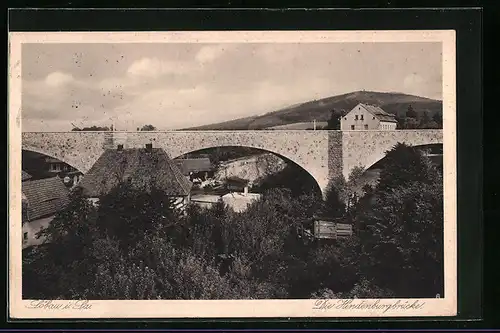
21, 42, 442, 131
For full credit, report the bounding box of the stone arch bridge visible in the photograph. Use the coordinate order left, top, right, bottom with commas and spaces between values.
22, 130, 443, 195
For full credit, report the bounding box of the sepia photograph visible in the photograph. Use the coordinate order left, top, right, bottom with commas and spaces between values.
9, 30, 457, 318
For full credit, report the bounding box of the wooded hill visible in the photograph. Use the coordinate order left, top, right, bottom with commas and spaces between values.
185, 90, 442, 130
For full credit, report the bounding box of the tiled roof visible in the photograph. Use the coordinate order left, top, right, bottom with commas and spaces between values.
22, 176, 70, 222
173, 158, 213, 175
78, 147, 193, 197
22, 170, 32, 181
358, 103, 398, 123
225, 176, 250, 185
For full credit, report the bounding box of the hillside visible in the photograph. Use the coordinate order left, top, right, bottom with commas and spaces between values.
184, 90, 442, 130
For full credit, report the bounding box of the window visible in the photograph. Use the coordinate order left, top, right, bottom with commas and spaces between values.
23, 232, 28, 240
351, 125, 355, 130
364, 124, 368, 130
50, 163, 61, 172
360, 115, 364, 120
355, 115, 358, 120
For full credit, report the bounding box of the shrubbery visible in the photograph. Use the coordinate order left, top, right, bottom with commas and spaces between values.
23, 143, 443, 300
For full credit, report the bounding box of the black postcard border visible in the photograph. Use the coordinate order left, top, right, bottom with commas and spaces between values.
5, 7, 484, 330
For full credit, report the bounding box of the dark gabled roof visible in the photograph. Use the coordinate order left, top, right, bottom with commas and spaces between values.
173, 158, 213, 175
22, 170, 32, 181
357, 103, 398, 123
78, 148, 193, 197
44, 157, 63, 163
225, 176, 250, 185
22, 176, 70, 221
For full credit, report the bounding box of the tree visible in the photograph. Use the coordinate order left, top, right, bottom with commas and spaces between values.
72, 125, 110, 131
425, 120, 441, 129
23, 187, 100, 299
253, 164, 322, 198
432, 112, 443, 128
403, 117, 419, 129
326, 109, 341, 130
356, 179, 443, 297
140, 125, 157, 131
406, 104, 417, 119
419, 111, 432, 128
377, 143, 440, 194
352, 143, 444, 297
322, 166, 366, 219
96, 184, 183, 251
395, 115, 404, 129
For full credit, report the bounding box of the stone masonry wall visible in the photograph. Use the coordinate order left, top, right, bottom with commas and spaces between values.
113, 131, 331, 193
342, 130, 443, 179
22, 130, 443, 195
22, 132, 109, 173
22, 131, 332, 194
327, 131, 343, 184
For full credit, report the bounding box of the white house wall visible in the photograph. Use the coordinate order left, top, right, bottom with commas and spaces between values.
341, 105, 380, 130
22, 216, 53, 249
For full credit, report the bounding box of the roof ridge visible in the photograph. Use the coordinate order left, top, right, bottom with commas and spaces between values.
162, 150, 192, 194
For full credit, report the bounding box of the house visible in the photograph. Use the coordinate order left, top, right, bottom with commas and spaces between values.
221, 187, 262, 213
44, 157, 84, 187
22, 176, 70, 248
224, 176, 250, 192
173, 157, 214, 181
77, 144, 193, 210
190, 194, 222, 209
22, 170, 32, 182
191, 186, 261, 213
341, 103, 398, 131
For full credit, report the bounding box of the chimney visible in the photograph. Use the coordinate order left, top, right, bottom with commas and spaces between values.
243, 186, 248, 196
117, 144, 124, 151
145, 143, 153, 152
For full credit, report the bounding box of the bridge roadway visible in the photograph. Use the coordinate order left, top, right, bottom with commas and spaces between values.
22, 130, 443, 195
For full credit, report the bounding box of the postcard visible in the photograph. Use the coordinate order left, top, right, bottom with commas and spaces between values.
9, 30, 456, 318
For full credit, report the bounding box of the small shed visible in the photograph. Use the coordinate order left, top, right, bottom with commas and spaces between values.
313, 217, 353, 239
224, 176, 250, 192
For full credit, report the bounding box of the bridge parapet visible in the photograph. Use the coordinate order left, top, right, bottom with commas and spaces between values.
21, 130, 443, 195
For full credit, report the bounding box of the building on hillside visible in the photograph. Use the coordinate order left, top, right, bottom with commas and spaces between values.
173, 157, 214, 182
44, 157, 84, 187
22, 176, 70, 248
341, 103, 398, 131
221, 187, 262, 213
190, 194, 223, 209
22, 170, 32, 182
224, 176, 250, 192
191, 187, 261, 213
78, 144, 193, 210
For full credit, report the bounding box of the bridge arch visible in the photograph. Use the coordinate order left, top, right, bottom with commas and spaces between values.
22, 147, 85, 173
170, 144, 324, 197
362, 142, 444, 172
22, 132, 109, 174
342, 130, 443, 179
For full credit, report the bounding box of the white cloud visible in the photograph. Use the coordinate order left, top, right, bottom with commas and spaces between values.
195, 45, 230, 64
44, 71, 74, 87
127, 57, 196, 78
403, 73, 425, 91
